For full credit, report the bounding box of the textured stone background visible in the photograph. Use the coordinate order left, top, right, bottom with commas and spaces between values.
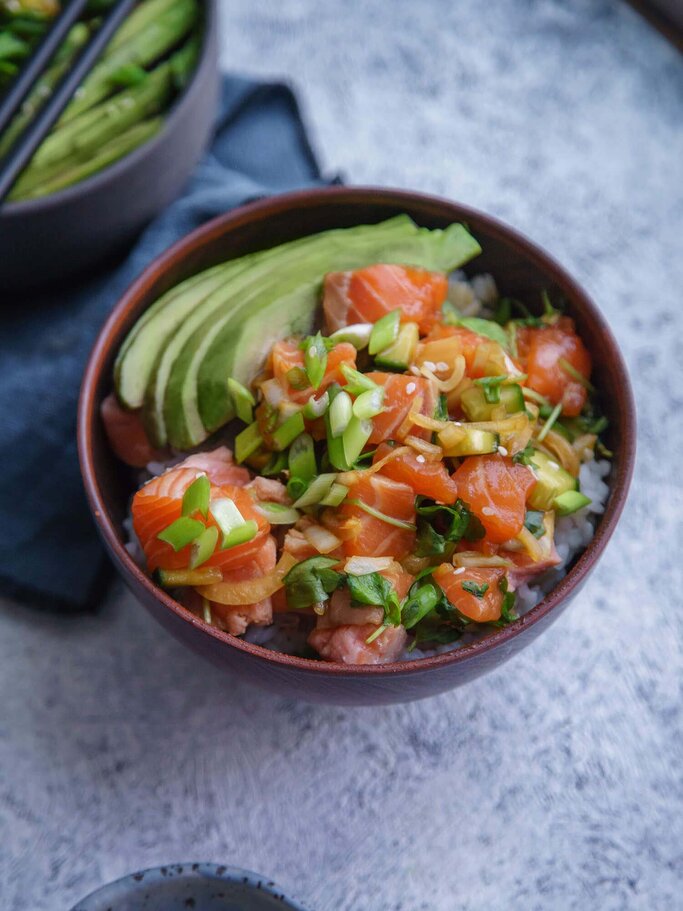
1, 1, 682, 909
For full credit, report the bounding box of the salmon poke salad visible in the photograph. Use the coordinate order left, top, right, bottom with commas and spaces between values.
102, 216, 611, 665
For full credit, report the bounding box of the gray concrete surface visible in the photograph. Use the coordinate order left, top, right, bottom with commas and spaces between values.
2, 1, 682, 908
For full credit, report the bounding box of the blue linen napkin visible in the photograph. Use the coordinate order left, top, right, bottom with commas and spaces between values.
0, 75, 335, 612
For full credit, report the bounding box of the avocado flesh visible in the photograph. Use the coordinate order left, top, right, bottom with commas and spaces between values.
192, 222, 481, 446
161, 220, 418, 449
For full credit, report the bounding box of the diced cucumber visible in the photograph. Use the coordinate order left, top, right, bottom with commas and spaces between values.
375, 322, 419, 371
441, 428, 499, 457
461, 384, 525, 422
554, 490, 591, 516
528, 450, 578, 511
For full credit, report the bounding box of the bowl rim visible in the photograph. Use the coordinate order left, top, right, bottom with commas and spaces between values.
70, 861, 309, 910
78, 185, 636, 677
2, 0, 217, 216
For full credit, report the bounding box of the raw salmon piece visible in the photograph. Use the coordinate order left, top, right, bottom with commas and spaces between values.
323, 264, 448, 335
318, 588, 384, 628
364, 372, 437, 444
208, 536, 277, 635
178, 446, 250, 488
452, 454, 536, 544
373, 442, 459, 503
270, 339, 357, 403
339, 473, 416, 559
516, 317, 591, 417
132, 469, 270, 573
101, 393, 168, 468
308, 622, 408, 665
432, 564, 506, 623
506, 548, 561, 589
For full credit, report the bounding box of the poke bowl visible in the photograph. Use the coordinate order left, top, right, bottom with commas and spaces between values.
0, 0, 218, 293
78, 186, 635, 706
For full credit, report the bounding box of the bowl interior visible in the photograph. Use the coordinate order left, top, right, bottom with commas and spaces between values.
81, 187, 635, 676
71, 863, 307, 911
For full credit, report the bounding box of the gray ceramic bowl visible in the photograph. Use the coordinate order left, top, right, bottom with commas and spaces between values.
70, 863, 310, 911
0, 0, 219, 294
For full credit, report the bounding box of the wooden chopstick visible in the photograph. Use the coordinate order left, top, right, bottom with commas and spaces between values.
0, 0, 137, 204
0, 0, 91, 138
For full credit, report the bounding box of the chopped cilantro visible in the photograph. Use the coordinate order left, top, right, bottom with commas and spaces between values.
284, 556, 343, 610
461, 580, 489, 598
524, 509, 545, 538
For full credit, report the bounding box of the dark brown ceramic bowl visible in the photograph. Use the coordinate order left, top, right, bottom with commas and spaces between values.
0, 0, 218, 294
78, 187, 636, 706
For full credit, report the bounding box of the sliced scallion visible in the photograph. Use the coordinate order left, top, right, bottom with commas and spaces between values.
157, 516, 205, 552
293, 473, 338, 508
340, 363, 380, 396
261, 450, 288, 476
319, 482, 349, 507
211, 497, 246, 547
329, 390, 353, 438
182, 474, 210, 518
286, 366, 310, 390
272, 410, 305, 451
342, 416, 373, 466
302, 390, 330, 420
537, 400, 563, 442
352, 387, 385, 420
287, 477, 308, 501
235, 421, 263, 463
288, 432, 317, 482
368, 309, 400, 355
473, 375, 508, 405
227, 377, 256, 424
190, 525, 219, 569
221, 520, 258, 550
254, 502, 301, 524
303, 331, 327, 390
347, 498, 416, 530
328, 322, 373, 349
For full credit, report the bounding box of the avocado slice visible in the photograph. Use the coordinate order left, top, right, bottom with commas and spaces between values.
152, 218, 418, 447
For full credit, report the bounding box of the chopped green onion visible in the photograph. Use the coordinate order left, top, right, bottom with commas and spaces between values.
227, 377, 256, 424
328, 323, 373, 349
211, 497, 247, 548
287, 477, 308, 501
365, 623, 387, 644
235, 421, 263, 463
181, 474, 210, 518
368, 310, 400, 355
157, 516, 205, 552
542, 289, 559, 317
293, 473, 338, 508
522, 387, 551, 406
353, 387, 385, 420
221, 520, 258, 550
190, 525, 219, 569
289, 433, 317, 482
261, 451, 288, 476
537, 400, 563, 442
303, 331, 327, 390
559, 357, 595, 393
319, 482, 349, 507
254, 502, 301, 524
473, 375, 508, 404
272, 411, 305, 451
342, 417, 373, 467
348, 498, 416, 531
494, 297, 513, 325
329, 390, 353, 438
302, 390, 330, 419
286, 367, 310, 390
340, 364, 380, 396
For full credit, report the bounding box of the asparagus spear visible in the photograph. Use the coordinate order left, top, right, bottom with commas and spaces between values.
104, 0, 179, 55
0, 22, 90, 158
9, 117, 163, 200
59, 0, 197, 123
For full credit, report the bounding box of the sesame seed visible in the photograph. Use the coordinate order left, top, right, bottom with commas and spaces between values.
498, 446, 508, 456
436, 361, 449, 372
406, 382, 416, 394
481, 506, 495, 516
409, 365, 421, 376
424, 360, 436, 371
453, 567, 465, 575
416, 454, 426, 463
548, 460, 560, 471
